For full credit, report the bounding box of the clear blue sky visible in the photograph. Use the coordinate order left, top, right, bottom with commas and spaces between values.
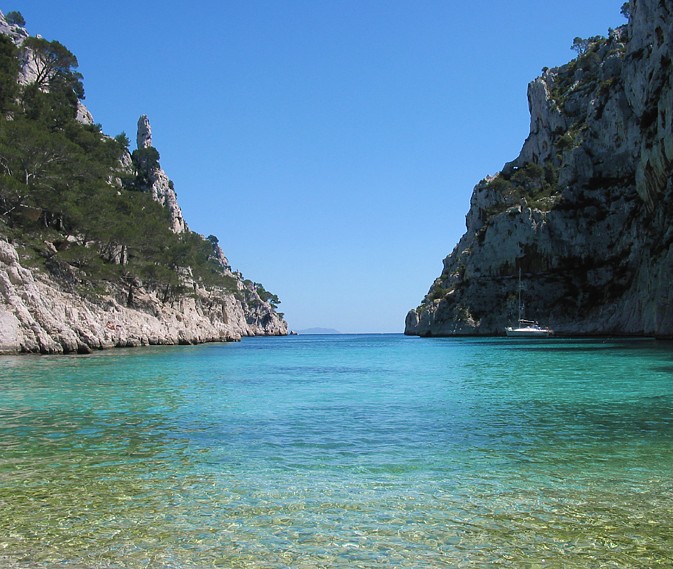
9, 1, 625, 333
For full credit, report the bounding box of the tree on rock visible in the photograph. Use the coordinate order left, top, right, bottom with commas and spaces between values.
5, 11, 25, 27
21, 37, 84, 99
620, 2, 632, 21
571, 35, 603, 57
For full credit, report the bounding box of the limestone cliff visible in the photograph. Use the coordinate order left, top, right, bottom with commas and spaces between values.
0, 12, 287, 353
406, 0, 673, 337
0, 239, 285, 354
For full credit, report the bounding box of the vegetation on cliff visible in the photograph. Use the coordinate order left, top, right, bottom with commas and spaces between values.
0, 16, 282, 316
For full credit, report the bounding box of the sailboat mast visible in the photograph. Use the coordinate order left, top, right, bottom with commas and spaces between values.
518, 267, 522, 323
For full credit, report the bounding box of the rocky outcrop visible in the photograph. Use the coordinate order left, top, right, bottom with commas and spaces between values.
406, 0, 673, 337
134, 115, 186, 234
137, 114, 153, 150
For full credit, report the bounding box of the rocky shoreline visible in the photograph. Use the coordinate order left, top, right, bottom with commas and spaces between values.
0, 239, 286, 355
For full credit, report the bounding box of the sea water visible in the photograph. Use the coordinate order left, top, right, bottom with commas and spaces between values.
1, 334, 672, 567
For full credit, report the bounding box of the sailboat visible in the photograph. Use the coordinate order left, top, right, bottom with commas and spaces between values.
505, 269, 553, 337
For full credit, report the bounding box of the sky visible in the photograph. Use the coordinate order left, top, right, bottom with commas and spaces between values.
7, 1, 626, 333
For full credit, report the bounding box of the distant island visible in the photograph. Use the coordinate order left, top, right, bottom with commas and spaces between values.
298, 328, 341, 335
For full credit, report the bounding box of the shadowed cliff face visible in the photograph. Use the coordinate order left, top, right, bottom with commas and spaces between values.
406, 0, 673, 337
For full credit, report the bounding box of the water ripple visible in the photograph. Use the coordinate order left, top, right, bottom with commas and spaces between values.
1, 337, 673, 567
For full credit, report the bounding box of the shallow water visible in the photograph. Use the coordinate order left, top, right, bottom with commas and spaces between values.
1, 335, 672, 567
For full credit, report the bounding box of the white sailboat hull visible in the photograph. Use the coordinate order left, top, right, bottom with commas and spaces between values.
505, 326, 553, 337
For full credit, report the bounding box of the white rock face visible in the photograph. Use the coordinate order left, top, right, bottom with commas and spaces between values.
150, 167, 186, 233
0, 240, 286, 354
135, 114, 186, 234
137, 114, 152, 149
76, 101, 94, 125
406, 0, 673, 337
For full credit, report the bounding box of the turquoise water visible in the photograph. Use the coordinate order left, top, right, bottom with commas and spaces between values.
1, 334, 673, 567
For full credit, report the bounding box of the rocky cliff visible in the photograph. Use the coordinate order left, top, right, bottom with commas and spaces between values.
0, 238, 285, 354
134, 115, 186, 234
406, 0, 673, 337
0, 12, 287, 353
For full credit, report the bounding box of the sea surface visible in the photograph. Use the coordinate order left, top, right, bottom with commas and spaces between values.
1, 334, 672, 568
